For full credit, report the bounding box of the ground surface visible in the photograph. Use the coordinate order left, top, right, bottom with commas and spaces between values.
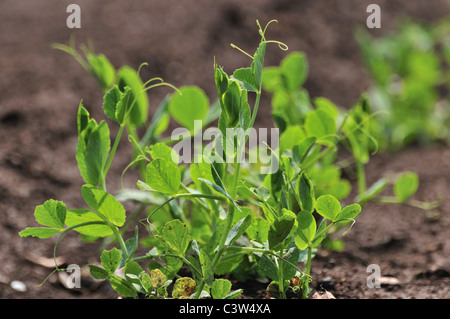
0, 0, 449, 299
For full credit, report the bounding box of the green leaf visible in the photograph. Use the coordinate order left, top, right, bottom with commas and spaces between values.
221, 81, 242, 128
311, 218, 328, 248
246, 216, 269, 243
394, 172, 419, 203
87, 53, 115, 91
262, 66, 282, 93
145, 158, 181, 195
149, 143, 179, 164
109, 274, 137, 298
199, 249, 214, 286
268, 209, 296, 250
117, 66, 148, 128
282, 247, 300, 279
336, 203, 361, 222
232, 67, 258, 92
295, 211, 316, 250
304, 109, 336, 141
81, 185, 126, 227
168, 86, 209, 131
257, 255, 278, 281
88, 264, 109, 280
280, 52, 308, 92
124, 261, 144, 291
76, 111, 111, 186
279, 126, 306, 154
102, 85, 131, 124
198, 178, 231, 202
358, 178, 388, 204
34, 199, 67, 229
298, 172, 315, 214
122, 226, 139, 263
251, 42, 266, 90
101, 248, 122, 275
315, 194, 341, 222
225, 215, 252, 246
160, 220, 191, 256
211, 279, 232, 299
65, 209, 112, 237
172, 277, 197, 299
18, 227, 60, 239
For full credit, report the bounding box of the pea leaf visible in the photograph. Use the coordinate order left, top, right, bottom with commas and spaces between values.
149, 142, 179, 164
246, 216, 269, 243
18, 227, 61, 239
19, 199, 67, 238
268, 209, 296, 250
168, 86, 209, 131
280, 52, 308, 92
65, 209, 113, 237
109, 274, 137, 298
199, 249, 214, 286
211, 279, 232, 299
394, 172, 419, 203
88, 264, 109, 280
100, 248, 121, 275
232, 67, 258, 92
257, 254, 278, 281
221, 81, 242, 128
304, 109, 336, 141
117, 66, 148, 128
102, 85, 131, 124
34, 199, 67, 229
295, 211, 316, 250
81, 185, 126, 227
145, 158, 181, 195
282, 247, 300, 280
298, 172, 315, 214
225, 215, 252, 246
160, 220, 191, 257
86, 53, 115, 91
315, 194, 341, 222
172, 277, 197, 299
336, 203, 361, 222
76, 104, 111, 187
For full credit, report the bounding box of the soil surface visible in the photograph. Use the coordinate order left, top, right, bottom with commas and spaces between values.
0, 0, 449, 299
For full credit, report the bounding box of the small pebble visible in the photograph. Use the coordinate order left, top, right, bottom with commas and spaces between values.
10, 280, 27, 292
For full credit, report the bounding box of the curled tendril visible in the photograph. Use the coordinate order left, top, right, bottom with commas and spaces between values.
231, 19, 289, 59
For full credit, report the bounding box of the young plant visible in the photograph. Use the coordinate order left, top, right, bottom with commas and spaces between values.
19, 18, 440, 300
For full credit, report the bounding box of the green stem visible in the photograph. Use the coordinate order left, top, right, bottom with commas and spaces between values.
303, 247, 313, 299
103, 124, 126, 180
372, 196, 441, 210
277, 249, 286, 299
53, 221, 124, 268
356, 160, 366, 198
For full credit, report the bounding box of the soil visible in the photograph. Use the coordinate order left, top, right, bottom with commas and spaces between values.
0, 0, 449, 299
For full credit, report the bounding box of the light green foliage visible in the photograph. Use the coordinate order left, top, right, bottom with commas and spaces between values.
394, 172, 419, 203
356, 20, 450, 149
169, 86, 209, 131
21, 19, 438, 300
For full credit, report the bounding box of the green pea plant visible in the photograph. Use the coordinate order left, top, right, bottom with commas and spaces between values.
261, 50, 441, 245
355, 18, 450, 150
18, 19, 439, 300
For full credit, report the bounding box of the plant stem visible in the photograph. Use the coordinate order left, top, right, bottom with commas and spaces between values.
356, 160, 366, 198
104, 124, 125, 179
277, 249, 286, 299
303, 247, 312, 299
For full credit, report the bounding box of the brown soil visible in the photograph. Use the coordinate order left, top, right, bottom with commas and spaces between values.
0, 0, 449, 299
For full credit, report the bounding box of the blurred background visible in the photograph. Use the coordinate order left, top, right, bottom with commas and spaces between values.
0, 0, 449, 298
